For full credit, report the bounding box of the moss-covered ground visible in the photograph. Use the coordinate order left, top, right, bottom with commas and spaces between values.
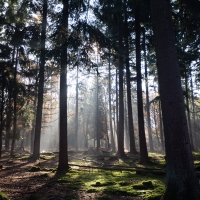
1, 150, 200, 199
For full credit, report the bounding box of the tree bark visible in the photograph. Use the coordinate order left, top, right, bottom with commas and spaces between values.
150, 0, 200, 199
32, 0, 47, 160
75, 66, 78, 151
0, 67, 5, 158
143, 29, 154, 152
10, 47, 19, 157
108, 47, 115, 152
185, 72, 194, 151
96, 64, 100, 151
159, 100, 164, 151
58, 0, 69, 170
125, 6, 137, 154
190, 71, 197, 149
117, 6, 125, 158
135, 6, 148, 164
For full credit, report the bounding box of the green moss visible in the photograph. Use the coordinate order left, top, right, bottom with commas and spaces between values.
0, 192, 8, 200
39, 155, 55, 160
91, 181, 115, 187
87, 188, 98, 193
18, 155, 30, 160
133, 181, 154, 190
29, 166, 40, 172
7, 159, 13, 164
119, 181, 131, 186
41, 167, 55, 172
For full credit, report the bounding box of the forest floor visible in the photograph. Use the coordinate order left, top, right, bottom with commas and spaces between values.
0, 148, 200, 200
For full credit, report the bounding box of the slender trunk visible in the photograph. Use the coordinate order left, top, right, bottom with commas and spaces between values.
190, 71, 197, 149
124, 94, 129, 151
85, 117, 89, 149
58, 0, 69, 170
125, 6, 137, 154
150, 0, 200, 198
104, 94, 110, 149
5, 89, 11, 151
135, 6, 148, 164
0, 68, 5, 158
185, 73, 194, 151
75, 66, 78, 151
113, 105, 116, 149
143, 29, 154, 152
153, 102, 160, 147
108, 48, 115, 152
117, 7, 125, 158
115, 67, 118, 145
32, 0, 47, 159
96, 65, 100, 151
159, 100, 164, 151
11, 48, 19, 157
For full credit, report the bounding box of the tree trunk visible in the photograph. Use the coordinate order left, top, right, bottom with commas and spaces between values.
153, 102, 160, 147
125, 7, 137, 154
10, 47, 19, 157
159, 100, 164, 151
185, 73, 194, 151
108, 47, 115, 152
58, 0, 69, 170
135, 6, 148, 164
190, 71, 197, 149
104, 93, 110, 149
32, 0, 47, 160
143, 29, 154, 152
5, 90, 11, 151
96, 64, 100, 151
75, 66, 79, 151
150, 0, 200, 199
0, 67, 5, 158
117, 7, 125, 158
115, 67, 119, 147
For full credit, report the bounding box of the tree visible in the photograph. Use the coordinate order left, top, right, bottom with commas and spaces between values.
117, 0, 125, 158
150, 0, 200, 199
142, 28, 154, 152
58, 0, 69, 170
124, 1, 137, 154
32, 0, 48, 160
135, 5, 148, 164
